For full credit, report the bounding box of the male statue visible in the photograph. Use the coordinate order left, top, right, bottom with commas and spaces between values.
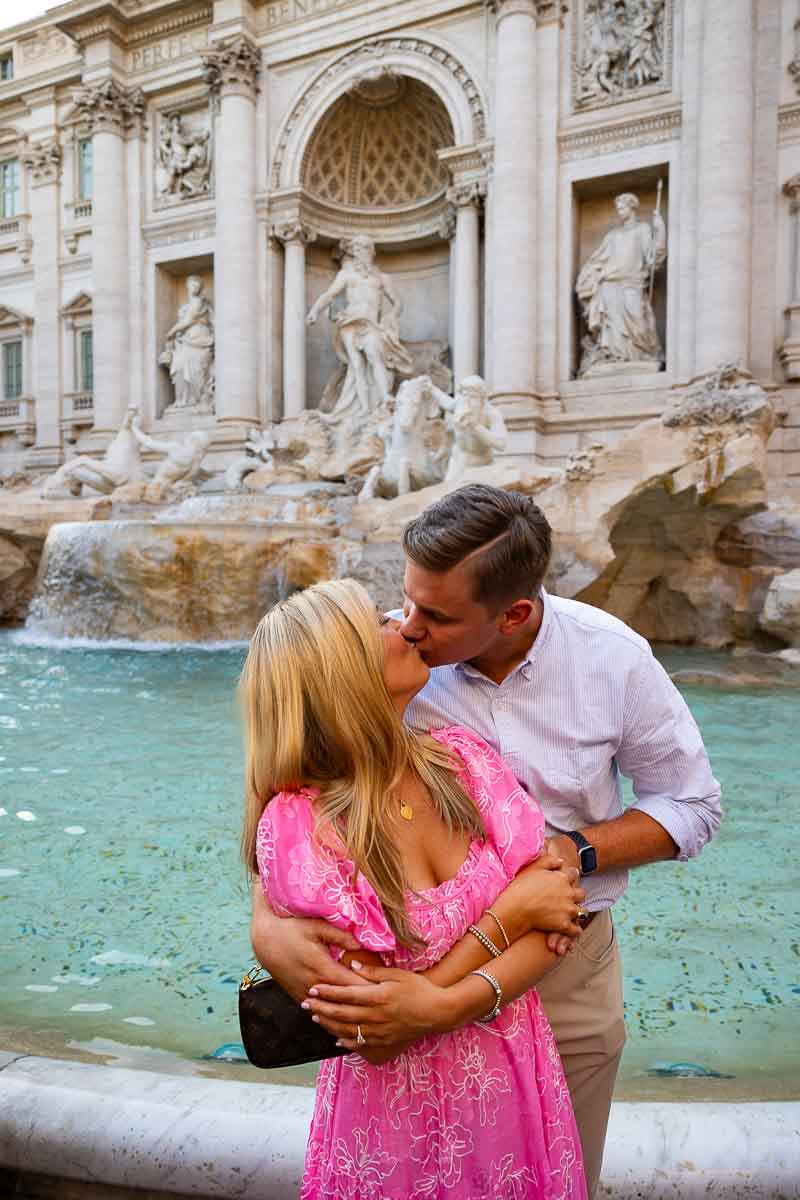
307, 235, 412, 420
130, 415, 211, 502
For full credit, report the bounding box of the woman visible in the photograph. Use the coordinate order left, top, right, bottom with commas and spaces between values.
241, 579, 587, 1200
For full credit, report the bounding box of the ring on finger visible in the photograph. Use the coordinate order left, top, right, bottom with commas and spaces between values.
356, 1024, 366, 1046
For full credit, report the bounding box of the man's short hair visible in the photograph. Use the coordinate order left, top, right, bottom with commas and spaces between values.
402, 484, 552, 610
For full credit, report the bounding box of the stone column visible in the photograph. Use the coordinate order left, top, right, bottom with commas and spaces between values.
448, 181, 485, 385
694, 0, 754, 374
274, 222, 316, 419
535, 3, 563, 408
73, 80, 144, 441
202, 36, 260, 433
438, 206, 457, 376
780, 175, 800, 381
22, 139, 63, 467
487, 0, 538, 407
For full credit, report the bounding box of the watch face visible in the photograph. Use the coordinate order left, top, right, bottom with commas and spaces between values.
580, 844, 598, 874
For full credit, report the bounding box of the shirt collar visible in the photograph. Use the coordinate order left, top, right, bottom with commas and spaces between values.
454, 588, 553, 682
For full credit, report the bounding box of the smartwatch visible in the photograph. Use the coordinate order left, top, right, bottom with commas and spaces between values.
565, 830, 598, 875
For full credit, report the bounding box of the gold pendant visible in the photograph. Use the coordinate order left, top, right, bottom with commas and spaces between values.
399, 802, 414, 821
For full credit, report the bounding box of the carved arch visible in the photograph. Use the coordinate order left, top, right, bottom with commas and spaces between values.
271, 34, 489, 191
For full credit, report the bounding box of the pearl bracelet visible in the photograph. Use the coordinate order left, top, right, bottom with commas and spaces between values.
471, 968, 502, 1022
467, 923, 503, 959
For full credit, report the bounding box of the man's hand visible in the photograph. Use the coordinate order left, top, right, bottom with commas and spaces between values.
303, 962, 452, 1048
543, 834, 581, 872
251, 883, 362, 1004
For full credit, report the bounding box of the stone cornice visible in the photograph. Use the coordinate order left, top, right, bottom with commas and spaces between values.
559, 106, 681, 160
22, 138, 63, 186
779, 101, 800, 144
72, 77, 147, 136
201, 34, 260, 99
127, 4, 212, 46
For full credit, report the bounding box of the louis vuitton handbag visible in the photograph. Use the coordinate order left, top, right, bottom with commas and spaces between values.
238, 965, 349, 1069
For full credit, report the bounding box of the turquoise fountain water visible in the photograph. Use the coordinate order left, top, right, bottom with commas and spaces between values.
1, 635, 798, 1097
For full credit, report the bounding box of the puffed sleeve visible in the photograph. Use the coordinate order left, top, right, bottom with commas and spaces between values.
431, 726, 545, 880
256, 789, 397, 958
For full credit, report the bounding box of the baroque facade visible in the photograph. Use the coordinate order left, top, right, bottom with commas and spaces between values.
0, 0, 797, 496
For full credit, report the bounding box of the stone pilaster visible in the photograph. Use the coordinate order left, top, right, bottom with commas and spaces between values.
486, 0, 538, 409
22, 139, 63, 466
273, 222, 316, 420
202, 36, 261, 432
447, 180, 486, 385
73, 80, 145, 441
694, 0, 754, 374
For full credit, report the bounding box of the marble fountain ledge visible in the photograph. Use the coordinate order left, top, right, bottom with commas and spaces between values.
0, 1052, 797, 1199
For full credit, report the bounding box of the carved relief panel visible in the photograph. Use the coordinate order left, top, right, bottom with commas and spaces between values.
154, 106, 213, 207
572, 0, 672, 111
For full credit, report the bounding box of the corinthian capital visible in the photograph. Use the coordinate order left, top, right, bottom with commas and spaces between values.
447, 179, 487, 209
72, 79, 146, 137
785, 174, 800, 211
22, 139, 62, 187
202, 35, 261, 100
485, 0, 566, 20
272, 221, 316, 246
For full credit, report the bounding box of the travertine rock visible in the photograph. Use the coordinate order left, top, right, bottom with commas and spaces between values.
758, 569, 800, 651
0, 494, 109, 625
29, 520, 336, 643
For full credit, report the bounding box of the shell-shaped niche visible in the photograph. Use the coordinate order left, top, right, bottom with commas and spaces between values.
302, 74, 454, 209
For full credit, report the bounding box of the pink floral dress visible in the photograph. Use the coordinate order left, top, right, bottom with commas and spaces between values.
256, 726, 587, 1200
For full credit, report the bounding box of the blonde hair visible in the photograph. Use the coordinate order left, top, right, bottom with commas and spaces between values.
240, 578, 484, 948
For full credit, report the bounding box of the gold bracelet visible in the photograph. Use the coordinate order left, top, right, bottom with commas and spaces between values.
485, 908, 510, 950
468, 924, 502, 958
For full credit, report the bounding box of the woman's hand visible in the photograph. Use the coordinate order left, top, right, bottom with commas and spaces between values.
499, 855, 584, 938
303, 962, 456, 1048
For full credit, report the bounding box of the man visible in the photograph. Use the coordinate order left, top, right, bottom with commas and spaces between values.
251, 484, 721, 1197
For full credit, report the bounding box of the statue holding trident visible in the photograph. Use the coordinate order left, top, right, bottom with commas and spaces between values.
306, 235, 413, 421
576, 186, 666, 376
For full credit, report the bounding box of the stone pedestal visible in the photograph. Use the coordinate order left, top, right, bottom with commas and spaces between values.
695, 0, 754, 373
487, 0, 538, 404
202, 36, 261, 433
23, 139, 63, 467
449, 181, 484, 386
275, 223, 315, 419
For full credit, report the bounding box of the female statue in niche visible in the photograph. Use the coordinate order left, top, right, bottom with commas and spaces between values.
575, 191, 666, 377
159, 275, 215, 411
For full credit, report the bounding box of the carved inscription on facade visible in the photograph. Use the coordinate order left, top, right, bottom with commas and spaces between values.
264, 0, 360, 30
131, 28, 208, 73
574, 0, 671, 111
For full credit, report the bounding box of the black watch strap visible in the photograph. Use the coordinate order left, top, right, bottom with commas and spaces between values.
565, 830, 598, 875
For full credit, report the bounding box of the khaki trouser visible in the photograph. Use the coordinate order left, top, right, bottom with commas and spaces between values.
535, 910, 625, 1200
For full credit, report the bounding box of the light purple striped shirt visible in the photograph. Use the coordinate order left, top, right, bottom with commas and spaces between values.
403, 589, 722, 911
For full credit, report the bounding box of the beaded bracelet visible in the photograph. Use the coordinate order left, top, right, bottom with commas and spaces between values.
485, 907, 511, 950
471, 968, 502, 1021
467, 923, 502, 959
